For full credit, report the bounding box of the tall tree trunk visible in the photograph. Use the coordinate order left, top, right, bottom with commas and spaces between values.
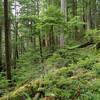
60, 0, 67, 47
92, 0, 97, 28
86, 0, 92, 30
39, 33, 43, 62
4, 0, 11, 80
72, 0, 78, 40
14, 1, 19, 68
49, 25, 54, 52
72, 0, 77, 17
61, 0, 67, 20
37, 0, 43, 62
0, 26, 2, 71
96, 0, 100, 29
82, 0, 86, 31
14, 21, 19, 68
0, 0, 3, 71
30, 20, 36, 48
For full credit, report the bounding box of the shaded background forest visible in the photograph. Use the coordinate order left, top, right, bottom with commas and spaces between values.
0, 0, 100, 100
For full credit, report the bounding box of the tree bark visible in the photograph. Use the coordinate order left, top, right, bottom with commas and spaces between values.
14, 1, 19, 68
0, 26, 2, 71
49, 25, 54, 52
82, 0, 86, 31
72, 0, 79, 40
4, 0, 11, 80
61, 0, 67, 20
92, 0, 97, 28
72, 0, 77, 17
86, 0, 93, 30
39, 33, 43, 62
60, 0, 67, 47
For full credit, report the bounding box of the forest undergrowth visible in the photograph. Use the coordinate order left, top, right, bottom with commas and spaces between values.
0, 43, 100, 100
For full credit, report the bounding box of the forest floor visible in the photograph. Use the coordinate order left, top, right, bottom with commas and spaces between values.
0, 43, 100, 100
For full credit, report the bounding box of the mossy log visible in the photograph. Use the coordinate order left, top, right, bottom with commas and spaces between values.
77, 41, 94, 48
68, 41, 95, 50
0, 79, 43, 100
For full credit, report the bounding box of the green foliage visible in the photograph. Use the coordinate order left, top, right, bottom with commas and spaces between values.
67, 16, 85, 29
46, 53, 65, 69
77, 57, 95, 70
0, 0, 100, 99
42, 47, 100, 100
56, 48, 88, 66
23, 92, 31, 100
41, 5, 64, 25
85, 29, 100, 42
43, 64, 100, 99
44, 67, 72, 99
12, 48, 42, 85
93, 62, 100, 75
65, 16, 85, 37
36, 5, 65, 34
43, 65, 100, 99
0, 74, 8, 88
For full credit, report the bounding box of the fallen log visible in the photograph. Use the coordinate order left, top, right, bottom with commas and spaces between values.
0, 79, 43, 100
77, 41, 94, 48
68, 41, 95, 50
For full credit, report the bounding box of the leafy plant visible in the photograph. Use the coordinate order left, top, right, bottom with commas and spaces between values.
0, 73, 8, 88
85, 29, 100, 42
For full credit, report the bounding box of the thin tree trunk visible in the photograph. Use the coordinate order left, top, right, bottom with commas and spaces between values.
13, 1, 19, 68
72, 0, 78, 40
92, 0, 97, 28
0, 26, 2, 71
14, 21, 19, 68
39, 33, 43, 62
96, 0, 100, 28
37, 0, 43, 62
4, 0, 11, 80
72, 0, 77, 17
50, 25, 54, 52
82, 0, 86, 31
0, 0, 3, 71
